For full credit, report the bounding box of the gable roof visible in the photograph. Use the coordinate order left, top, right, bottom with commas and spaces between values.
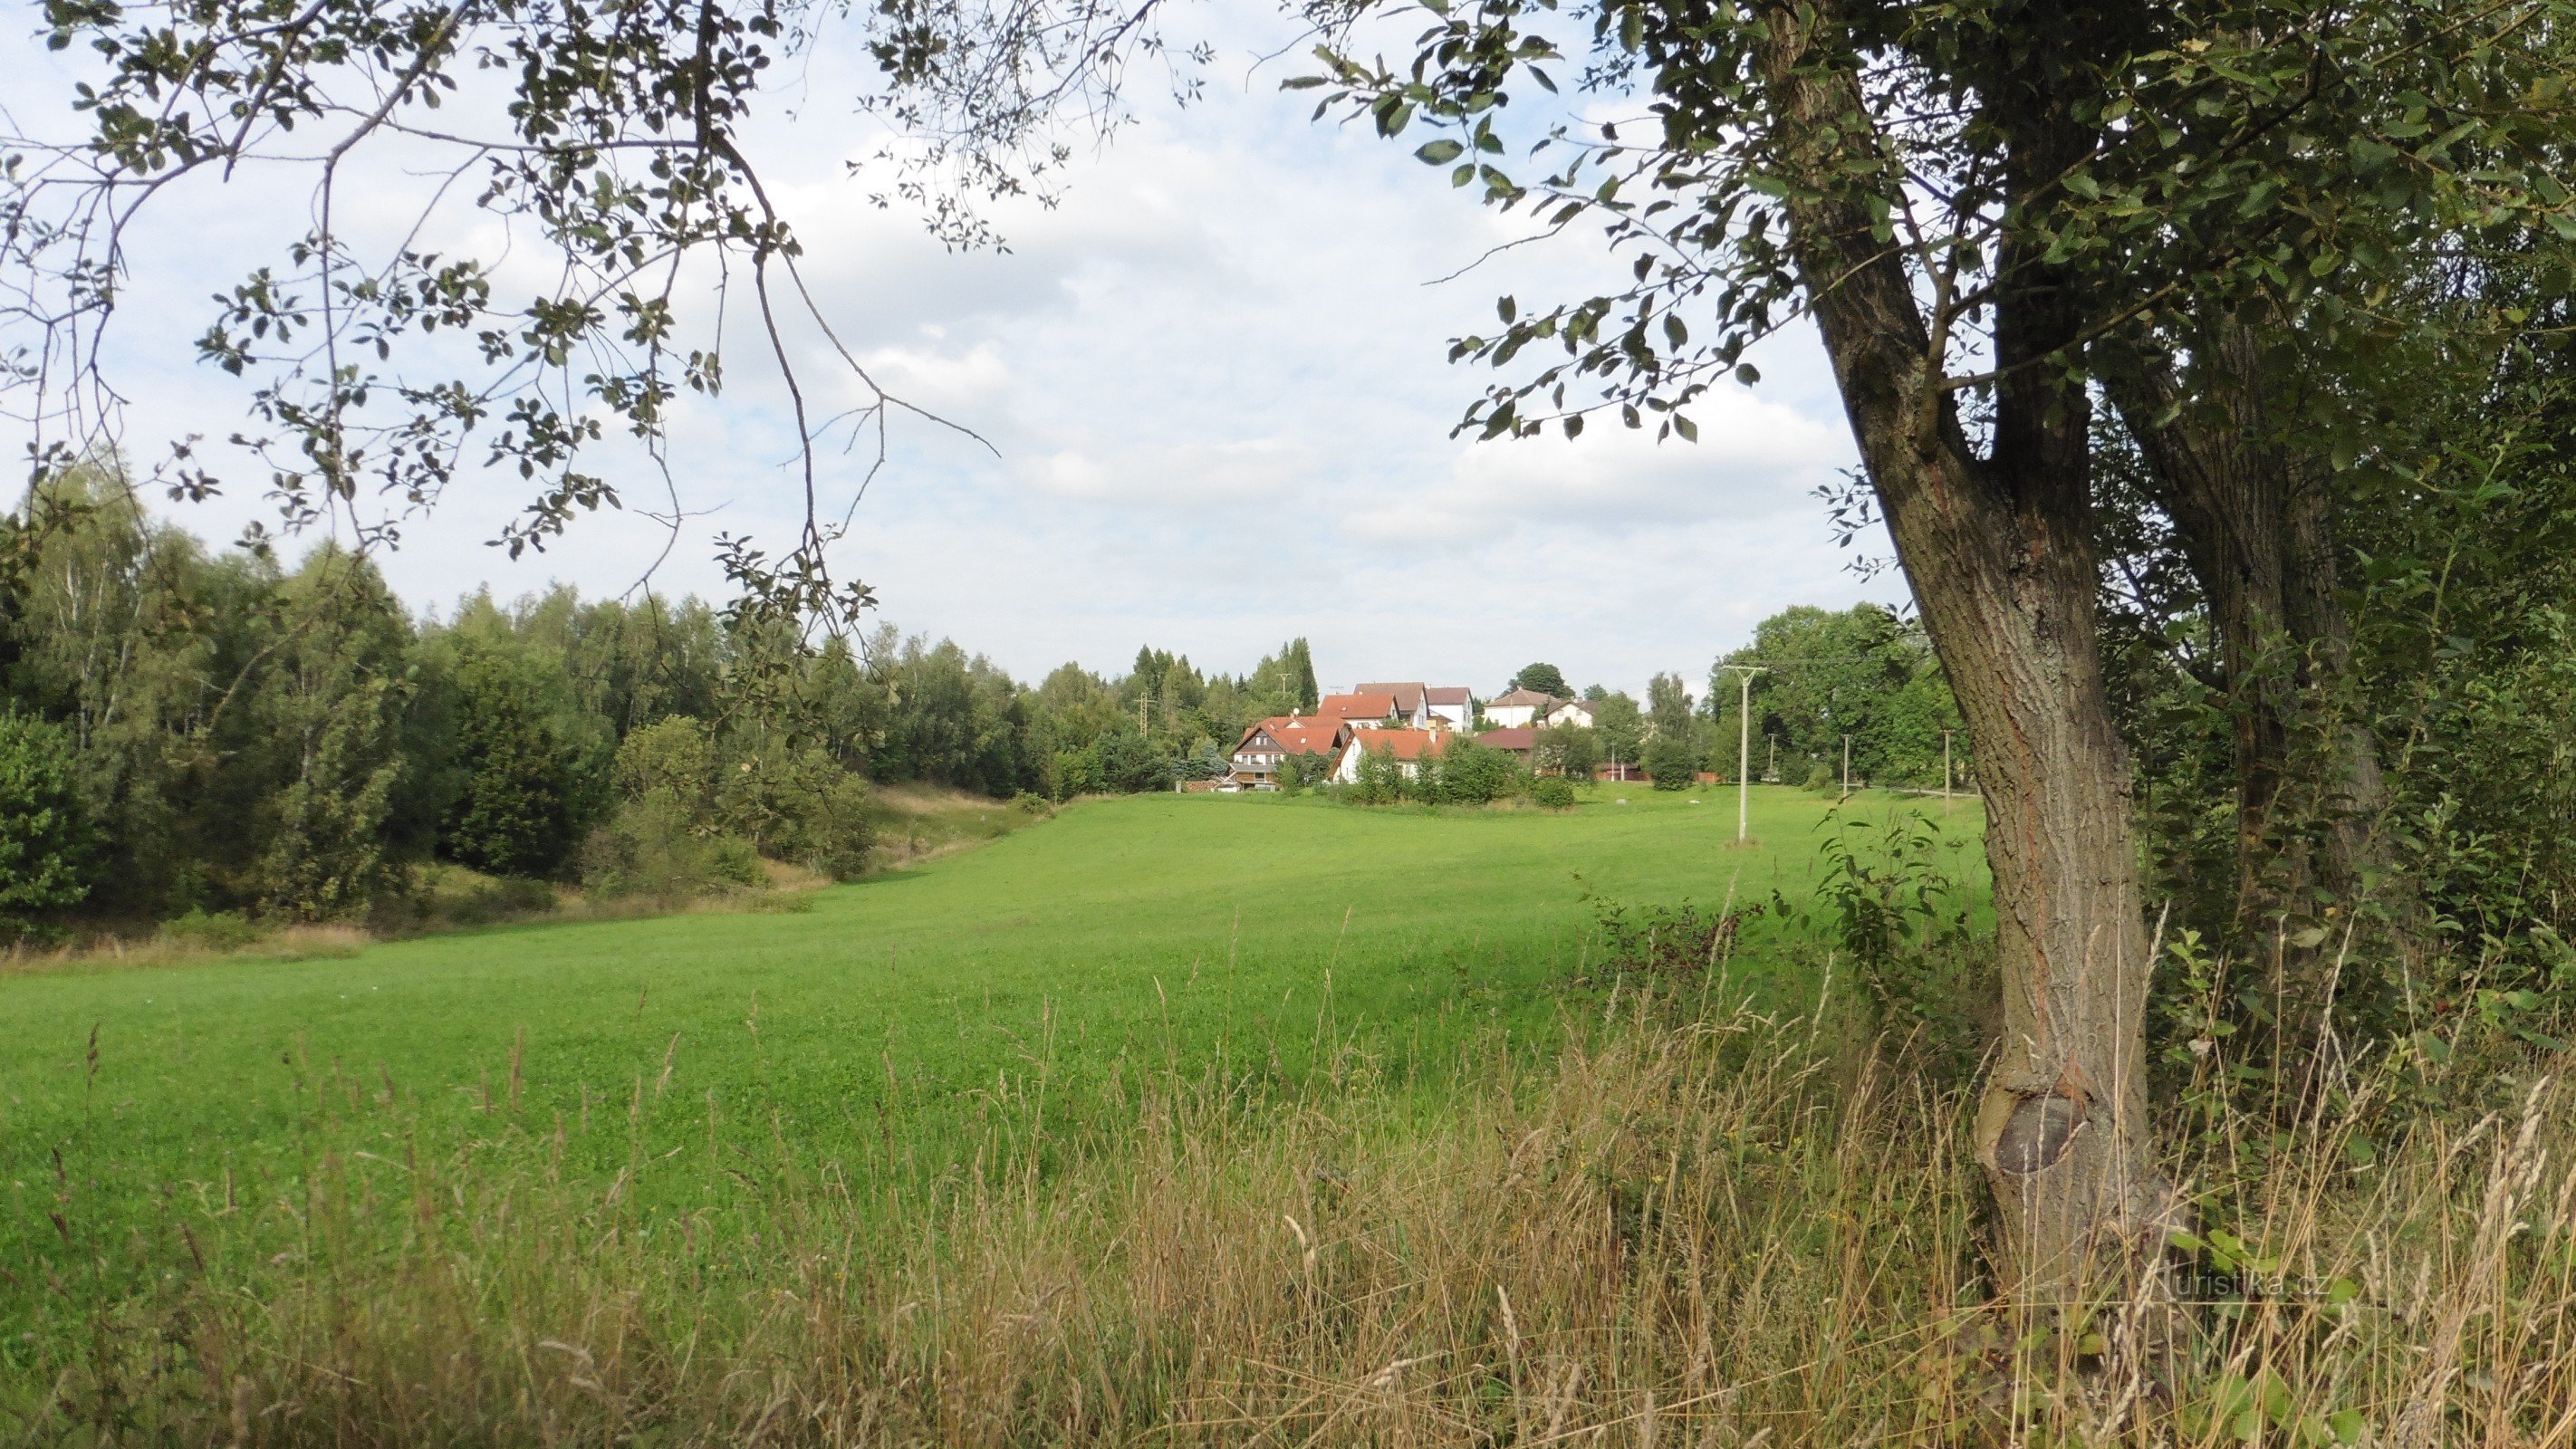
1315, 692, 1400, 724
1476, 727, 1537, 753
1487, 687, 1564, 709
1346, 726, 1452, 762
1271, 716, 1348, 756
1355, 682, 1427, 715
1425, 686, 1473, 707
1236, 715, 1349, 757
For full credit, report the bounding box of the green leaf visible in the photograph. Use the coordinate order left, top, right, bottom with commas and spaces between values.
1674, 414, 1697, 443
1416, 139, 1465, 165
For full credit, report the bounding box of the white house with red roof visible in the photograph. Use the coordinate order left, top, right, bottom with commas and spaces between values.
1483, 687, 1563, 730
1329, 725, 1455, 783
1313, 691, 1403, 729
1354, 681, 1477, 731
1227, 714, 1350, 789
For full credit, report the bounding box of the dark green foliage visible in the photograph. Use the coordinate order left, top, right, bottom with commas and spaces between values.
1707, 607, 1965, 792
1588, 692, 1645, 768
582, 719, 764, 897
1349, 744, 1408, 805
246, 552, 418, 921
1533, 724, 1599, 779
1089, 729, 1170, 794
1532, 775, 1578, 810
1811, 812, 1991, 1087
1578, 892, 1764, 984
1509, 662, 1570, 698
1642, 735, 1699, 792
0, 713, 92, 931
1429, 737, 1522, 804
437, 645, 585, 879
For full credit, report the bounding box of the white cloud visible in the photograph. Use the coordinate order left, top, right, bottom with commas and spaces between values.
0, 7, 1907, 697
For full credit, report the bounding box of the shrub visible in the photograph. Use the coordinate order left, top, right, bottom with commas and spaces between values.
1433, 738, 1522, 805
762, 768, 876, 881
409, 865, 558, 927
1805, 761, 1838, 792
1533, 776, 1579, 810
717, 744, 875, 878
156, 907, 263, 953
1350, 745, 1407, 805
581, 794, 764, 898
0, 713, 92, 932
1642, 736, 1699, 792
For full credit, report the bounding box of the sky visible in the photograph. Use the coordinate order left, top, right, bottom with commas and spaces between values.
1, 6, 1904, 701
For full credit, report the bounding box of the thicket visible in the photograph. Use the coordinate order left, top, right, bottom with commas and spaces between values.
0, 479, 1343, 936
1340, 736, 1529, 808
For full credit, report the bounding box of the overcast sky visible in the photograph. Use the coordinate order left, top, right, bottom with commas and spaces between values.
3, 8, 1904, 701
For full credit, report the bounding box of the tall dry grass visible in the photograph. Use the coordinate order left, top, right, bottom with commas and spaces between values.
14, 990, 2576, 1446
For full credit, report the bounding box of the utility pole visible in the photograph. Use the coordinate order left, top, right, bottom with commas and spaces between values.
1942, 728, 1954, 811
1765, 733, 1775, 784
1718, 665, 1764, 843
1841, 734, 1851, 795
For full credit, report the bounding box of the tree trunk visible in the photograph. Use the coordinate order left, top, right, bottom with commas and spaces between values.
2112, 331, 2390, 916
1754, 3, 2181, 1311
2102, 328, 2399, 1022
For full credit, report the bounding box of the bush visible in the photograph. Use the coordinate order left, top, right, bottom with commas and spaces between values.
1350, 745, 1408, 805
0, 713, 93, 932
761, 768, 876, 881
409, 865, 558, 927
1805, 761, 1838, 792
1533, 776, 1579, 810
581, 794, 764, 898
1433, 738, 1522, 805
1643, 736, 1700, 792
717, 744, 875, 879
156, 907, 263, 953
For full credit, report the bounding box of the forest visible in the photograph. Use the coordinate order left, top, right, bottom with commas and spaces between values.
0, 473, 1350, 932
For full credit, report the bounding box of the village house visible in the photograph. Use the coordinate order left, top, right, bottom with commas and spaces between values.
1541, 697, 1598, 730
1227, 714, 1350, 789
1329, 725, 1452, 783
1313, 691, 1403, 728
1475, 726, 1536, 763
1425, 686, 1474, 731
1482, 687, 1562, 730
1353, 682, 1478, 732
1355, 682, 1432, 728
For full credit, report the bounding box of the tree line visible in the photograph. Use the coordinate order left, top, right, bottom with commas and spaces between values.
0, 476, 1333, 933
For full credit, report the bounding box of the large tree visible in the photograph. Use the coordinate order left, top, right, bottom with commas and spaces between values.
1307, 0, 2576, 1318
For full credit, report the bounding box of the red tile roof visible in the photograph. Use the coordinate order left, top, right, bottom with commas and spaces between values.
1236, 715, 1348, 758
1476, 727, 1536, 753
1315, 692, 1400, 724
1356, 682, 1428, 715
1425, 686, 1473, 706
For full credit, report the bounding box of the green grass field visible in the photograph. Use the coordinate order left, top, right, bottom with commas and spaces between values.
1, 785, 1984, 1363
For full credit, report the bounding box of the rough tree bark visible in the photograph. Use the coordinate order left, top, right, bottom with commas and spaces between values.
1754, 2, 2181, 1310
2106, 333, 2390, 889
2102, 328, 2400, 1016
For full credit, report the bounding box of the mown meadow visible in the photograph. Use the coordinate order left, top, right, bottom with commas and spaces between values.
2, 787, 1972, 1396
